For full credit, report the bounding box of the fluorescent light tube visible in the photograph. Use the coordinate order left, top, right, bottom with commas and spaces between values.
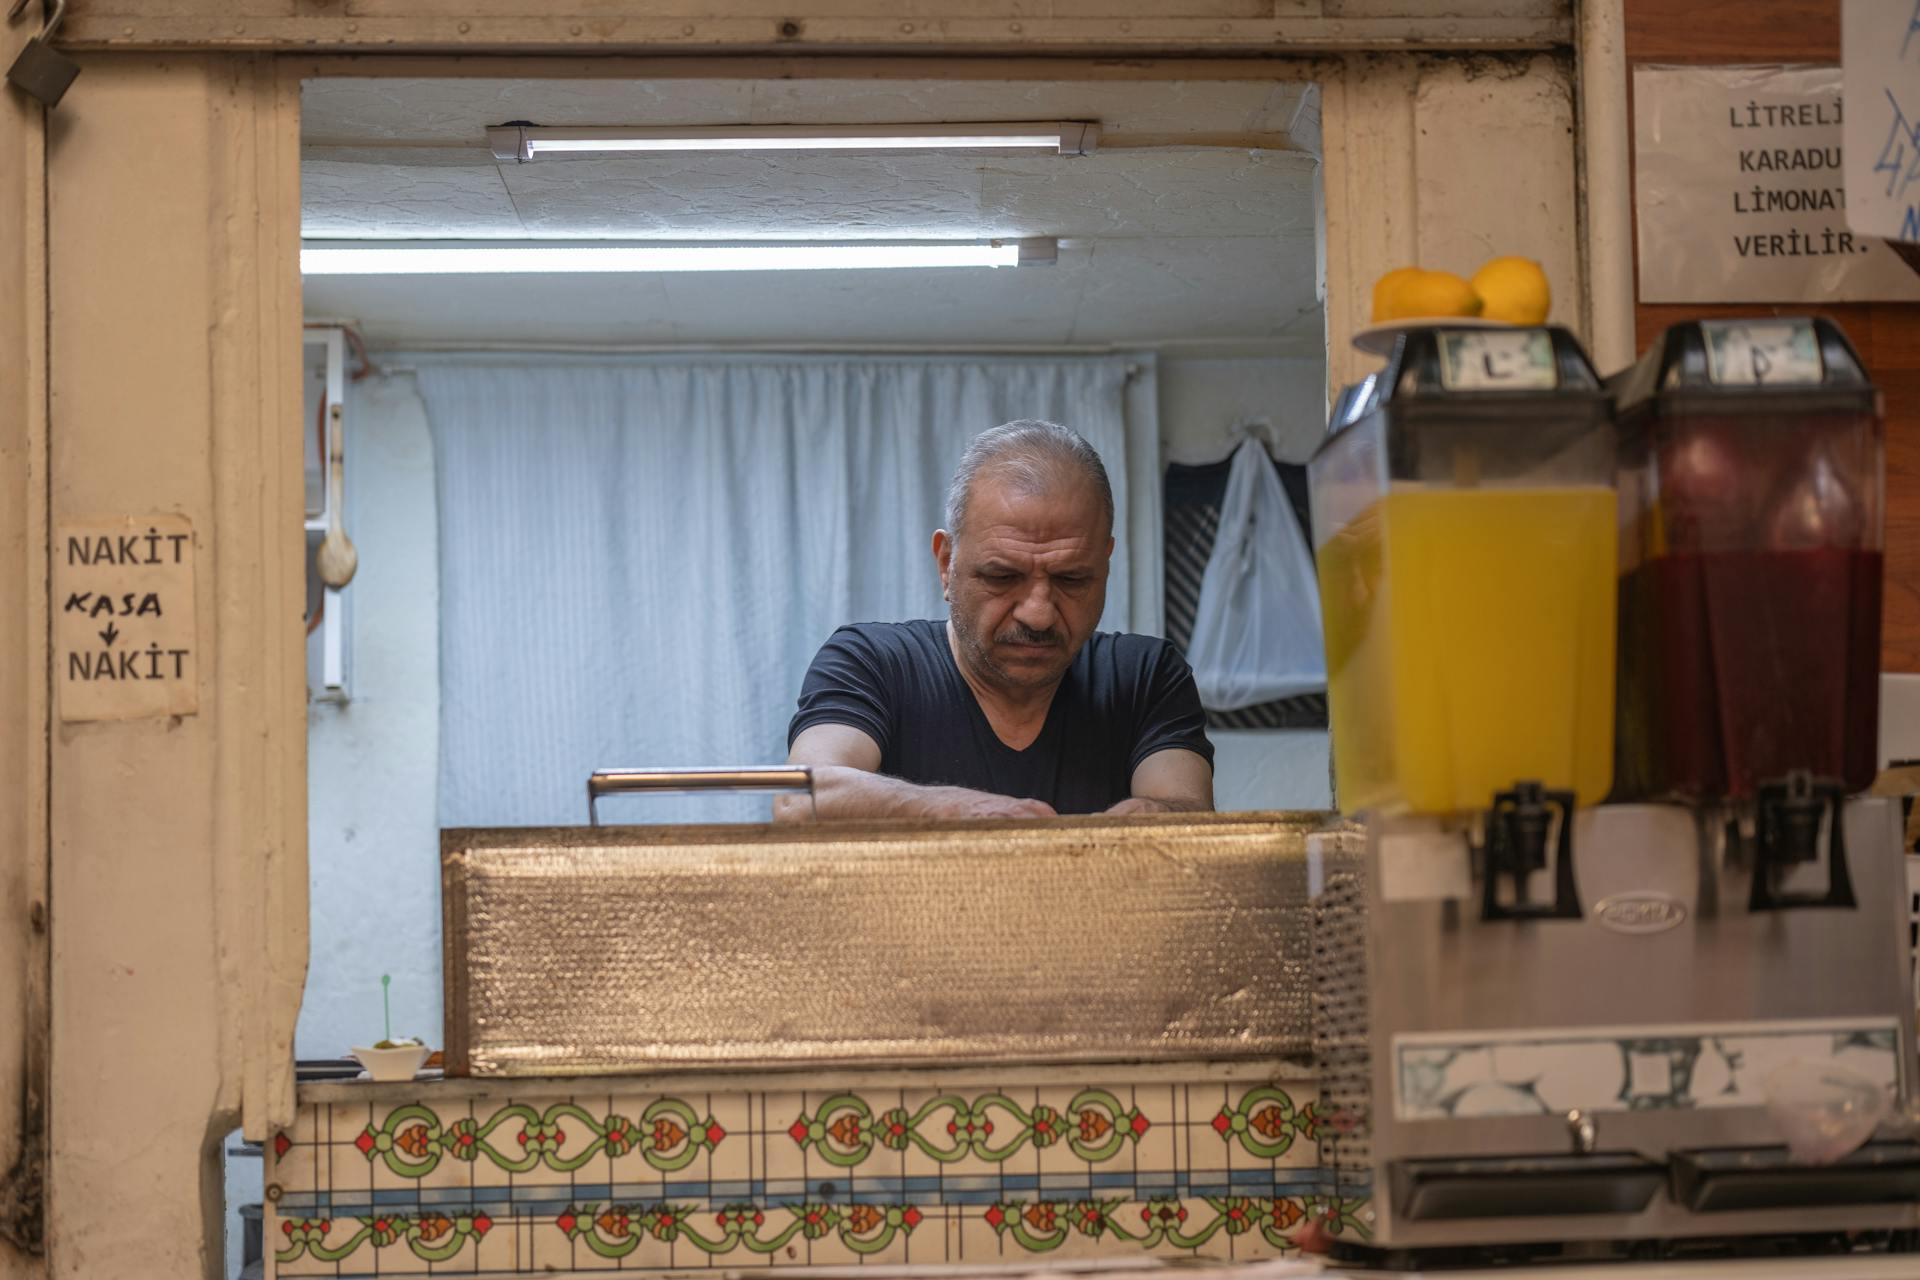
300, 240, 1053, 275
486, 122, 1099, 162
528, 133, 1061, 155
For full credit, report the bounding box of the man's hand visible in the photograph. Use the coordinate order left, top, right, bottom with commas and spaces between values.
785, 764, 1057, 822
780, 725, 1057, 822
1103, 796, 1176, 816
951, 792, 1057, 820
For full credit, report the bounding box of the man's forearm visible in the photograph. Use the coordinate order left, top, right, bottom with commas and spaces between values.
775, 765, 1054, 822
793, 767, 972, 821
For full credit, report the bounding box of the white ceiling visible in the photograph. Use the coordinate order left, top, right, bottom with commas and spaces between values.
300, 77, 1324, 353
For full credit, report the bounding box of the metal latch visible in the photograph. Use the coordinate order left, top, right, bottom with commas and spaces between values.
6, 0, 77, 108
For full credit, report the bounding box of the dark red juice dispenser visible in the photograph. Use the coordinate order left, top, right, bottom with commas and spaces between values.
1610, 317, 1883, 905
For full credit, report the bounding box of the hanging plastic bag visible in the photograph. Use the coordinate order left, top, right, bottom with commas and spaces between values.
1187, 437, 1326, 710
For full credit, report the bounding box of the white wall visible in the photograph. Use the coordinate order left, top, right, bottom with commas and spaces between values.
1157, 353, 1334, 812
299, 373, 442, 1059
1158, 354, 1327, 465
1211, 728, 1333, 810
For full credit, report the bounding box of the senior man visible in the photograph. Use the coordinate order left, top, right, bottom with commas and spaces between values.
782, 419, 1214, 820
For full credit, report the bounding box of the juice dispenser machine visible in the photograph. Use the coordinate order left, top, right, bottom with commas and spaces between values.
1312, 324, 1617, 914
1613, 317, 1884, 904
1308, 323, 1918, 1266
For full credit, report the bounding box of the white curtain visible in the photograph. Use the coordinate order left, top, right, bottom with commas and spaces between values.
414, 353, 1159, 827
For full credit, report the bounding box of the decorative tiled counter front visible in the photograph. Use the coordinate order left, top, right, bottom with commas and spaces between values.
266, 1063, 1368, 1276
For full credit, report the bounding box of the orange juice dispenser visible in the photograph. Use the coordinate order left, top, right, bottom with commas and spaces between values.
1610, 317, 1883, 908
1310, 325, 1616, 918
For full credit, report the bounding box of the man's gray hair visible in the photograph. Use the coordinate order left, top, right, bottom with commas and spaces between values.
943, 419, 1115, 538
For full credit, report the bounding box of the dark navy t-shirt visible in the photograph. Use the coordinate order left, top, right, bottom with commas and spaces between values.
788, 619, 1214, 815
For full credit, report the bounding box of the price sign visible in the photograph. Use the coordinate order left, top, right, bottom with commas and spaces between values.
1702, 319, 1825, 385
1437, 330, 1558, 391
55, 514, 198, 722
1635, 64, 1920, 302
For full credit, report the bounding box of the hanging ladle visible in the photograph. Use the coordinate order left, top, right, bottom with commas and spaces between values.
315, 401, 358, 589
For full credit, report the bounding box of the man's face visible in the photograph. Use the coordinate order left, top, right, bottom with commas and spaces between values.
935, 466, 1113, 693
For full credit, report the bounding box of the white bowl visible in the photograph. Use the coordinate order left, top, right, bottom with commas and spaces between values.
1352, 316, 1517, 356
350, 1043, 431, 1082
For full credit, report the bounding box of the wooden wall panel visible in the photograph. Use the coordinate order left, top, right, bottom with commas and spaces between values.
1625, 0, 1838, 62
1624, 0, 1920, 672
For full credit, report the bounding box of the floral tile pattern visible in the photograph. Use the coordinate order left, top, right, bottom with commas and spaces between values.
268, 1077, 1366, 1276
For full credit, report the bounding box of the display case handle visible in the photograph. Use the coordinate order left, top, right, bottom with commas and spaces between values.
587, 766, 815, 826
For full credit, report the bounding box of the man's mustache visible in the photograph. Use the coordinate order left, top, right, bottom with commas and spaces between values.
996, 623, 1064, 647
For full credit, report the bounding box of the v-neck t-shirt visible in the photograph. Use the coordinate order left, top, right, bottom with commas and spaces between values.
788, 619, 1214, 814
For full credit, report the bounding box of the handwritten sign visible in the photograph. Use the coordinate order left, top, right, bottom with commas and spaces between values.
1702, 319, 1826, 385
55, 515, 198, 722
1634, 64, 1920, 302
1437, 330, 1557, 391
1843, 0, 1920, 242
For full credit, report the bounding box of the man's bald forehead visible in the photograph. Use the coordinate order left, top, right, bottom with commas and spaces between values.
944, 419, 1115, 539
958, 456, 1111, 540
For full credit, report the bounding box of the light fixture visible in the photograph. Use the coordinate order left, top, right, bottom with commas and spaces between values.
486, 121, 1100, 162
299, 238, 1059, 276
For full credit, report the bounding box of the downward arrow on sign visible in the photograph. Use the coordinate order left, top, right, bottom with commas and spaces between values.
99, 621, 120, 647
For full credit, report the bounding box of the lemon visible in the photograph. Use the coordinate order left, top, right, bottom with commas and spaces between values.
1370, 267, 1424, 324
1384, 269, 1483, 321
1471, 256, 1551, 325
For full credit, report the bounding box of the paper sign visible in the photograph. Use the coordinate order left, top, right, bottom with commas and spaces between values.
1843, 0, 1920, 241
55, 515, 198, 722
1437, 330, 1557, 391
1702, 319, 1825, 384
1634, 64, 1920, 302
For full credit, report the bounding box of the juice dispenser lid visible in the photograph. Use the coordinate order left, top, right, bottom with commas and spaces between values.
1608, 316, 1877, 419
1321, 324, 1607, 445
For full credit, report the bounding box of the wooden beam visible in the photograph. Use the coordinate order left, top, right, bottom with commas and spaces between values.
60, 12, 1571, 54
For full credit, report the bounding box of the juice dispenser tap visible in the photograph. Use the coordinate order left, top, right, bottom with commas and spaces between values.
1310, 325, 1617, 921
1609, 317, 1883, 912
1483, 781, 1580, 921
1749, 770, 1855, 910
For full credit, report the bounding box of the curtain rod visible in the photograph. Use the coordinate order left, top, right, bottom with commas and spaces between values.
364, 336, 1314, 374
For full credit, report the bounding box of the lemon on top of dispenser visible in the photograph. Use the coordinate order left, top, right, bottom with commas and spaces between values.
1370, 267, 1426, 322
1470, 256, 1552, 325
1370, 267, 1482, 323
1367, 256, 1552, 326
